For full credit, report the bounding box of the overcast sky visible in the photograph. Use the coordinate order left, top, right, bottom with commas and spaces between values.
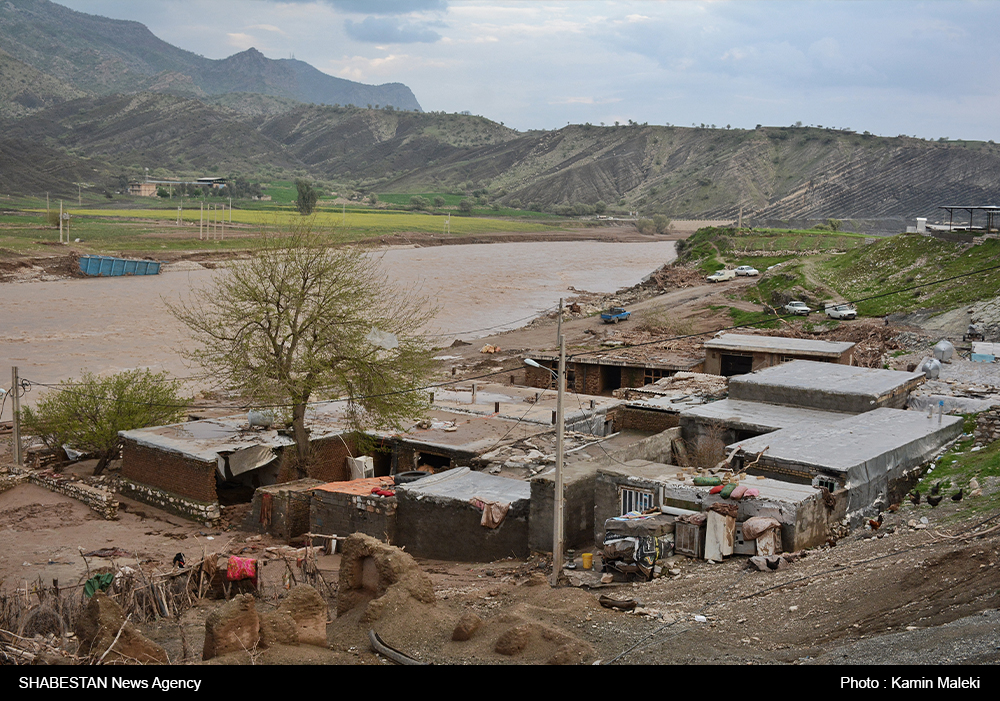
57, 0, 998, 141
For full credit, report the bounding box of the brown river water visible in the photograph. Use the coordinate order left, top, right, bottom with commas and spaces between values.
0, 240, 675, 418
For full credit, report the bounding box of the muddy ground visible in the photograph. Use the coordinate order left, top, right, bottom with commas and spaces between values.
3, 228, 999, 667
0, 469, 997, 667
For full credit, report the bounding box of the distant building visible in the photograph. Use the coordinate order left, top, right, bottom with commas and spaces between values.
128, 182, 157, 197
703, 333, 855, 376
524, 353, 704, 396
196, 177, 227, 188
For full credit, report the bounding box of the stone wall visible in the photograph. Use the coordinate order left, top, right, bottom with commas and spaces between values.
119, 477, 220, 525
973, 407, 1000, 446
6, 466, 118, 519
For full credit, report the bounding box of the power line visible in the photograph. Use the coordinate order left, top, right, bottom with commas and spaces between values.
423, 304, 559, 338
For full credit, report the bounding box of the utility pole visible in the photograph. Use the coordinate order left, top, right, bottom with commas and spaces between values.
552, 298, 566, 586
11, 367, 21, 466
200, 202, 204, 240
59, 200, 63, 243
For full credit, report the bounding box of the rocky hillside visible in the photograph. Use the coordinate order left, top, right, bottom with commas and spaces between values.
5, 90, 1000, 222
391, 123, 1000, 220
0, 0, 421, 111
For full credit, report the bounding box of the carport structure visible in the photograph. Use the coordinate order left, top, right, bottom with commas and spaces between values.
938, 205, 1000, 233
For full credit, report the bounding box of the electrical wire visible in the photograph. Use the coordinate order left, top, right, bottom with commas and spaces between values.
20, 364, 517, 412
423, 304, 559, 338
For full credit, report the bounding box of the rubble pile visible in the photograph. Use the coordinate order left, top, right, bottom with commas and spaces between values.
526, 264, 706, 323
599, 328, 705, 362
614, 371, 728, 401
473, 431, 612, 477
968, 294, 1000, 339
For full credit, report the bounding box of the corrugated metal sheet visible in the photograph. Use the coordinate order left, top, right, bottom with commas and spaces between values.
79, 255, 161, 276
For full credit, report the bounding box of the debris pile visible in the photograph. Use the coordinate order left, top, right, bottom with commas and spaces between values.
202, 584, 329, 661
614, 371, 728, 402
336, 533, 435, 626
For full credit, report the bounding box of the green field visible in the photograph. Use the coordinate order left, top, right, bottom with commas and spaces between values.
0, 204, 563, 255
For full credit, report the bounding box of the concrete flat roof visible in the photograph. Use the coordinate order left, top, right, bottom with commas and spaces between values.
598, 460, 821, 504
432, 383, 619, 426
733, 408, 963, 475
729, 360, 925, 411
398, 466, 531, 503
393, 408, 554, 454
680, 399, 851, 433
705, 333, 854, 357
119, 401, 355, 462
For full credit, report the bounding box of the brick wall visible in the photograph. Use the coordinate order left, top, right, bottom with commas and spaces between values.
275, 434, 360, 484
310, 490, 397, 542
122, 440, 217, 503
615, 406, 680, 433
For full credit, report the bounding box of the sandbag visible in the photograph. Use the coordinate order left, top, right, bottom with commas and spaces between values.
742, 516, 781, 540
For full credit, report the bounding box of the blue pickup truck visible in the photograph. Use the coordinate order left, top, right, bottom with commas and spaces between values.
601, 306, 631, 324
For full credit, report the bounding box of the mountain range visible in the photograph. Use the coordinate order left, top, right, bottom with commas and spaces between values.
1, 0, 999, 222
0, 0, 421, 113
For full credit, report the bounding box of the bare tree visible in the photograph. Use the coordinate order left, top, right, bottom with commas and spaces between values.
167, 223, 436, 472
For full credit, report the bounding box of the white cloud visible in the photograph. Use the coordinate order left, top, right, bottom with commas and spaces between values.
51, 0, 1000, 140
226, 33, 257, 50
548, 96, 623, 105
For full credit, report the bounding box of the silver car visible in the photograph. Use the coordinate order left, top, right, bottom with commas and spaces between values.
784, 301, 810, 315
825, 304, 857, 320
734, 265, 759, 276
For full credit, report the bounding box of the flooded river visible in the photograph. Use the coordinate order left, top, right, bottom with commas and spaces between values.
0, 240, 675, 417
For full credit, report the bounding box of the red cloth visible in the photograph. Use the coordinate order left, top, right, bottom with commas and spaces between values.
227, 556, 257, 585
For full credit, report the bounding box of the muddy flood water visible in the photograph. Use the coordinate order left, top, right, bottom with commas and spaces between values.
1, 240, 675, 418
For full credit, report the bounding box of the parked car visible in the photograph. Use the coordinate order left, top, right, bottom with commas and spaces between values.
706, 269, 737, 283
825, 303, 857, 320
601, 306, 631, 323
734, 265, 759, 277
784, 301, 811, 315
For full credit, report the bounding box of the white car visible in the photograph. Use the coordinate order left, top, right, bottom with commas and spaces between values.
784, 301, 811, 315
734, 265, 759, 276
706, 269, 736, 283
825, 303, 857, 320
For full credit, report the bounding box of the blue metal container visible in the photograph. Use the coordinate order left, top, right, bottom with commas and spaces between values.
78, 256, 162, 277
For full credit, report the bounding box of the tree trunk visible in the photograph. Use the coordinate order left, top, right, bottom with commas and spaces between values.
291, 402, 311, 478
92, 448, 114, 476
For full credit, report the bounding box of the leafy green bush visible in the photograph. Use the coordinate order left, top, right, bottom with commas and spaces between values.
20, 369, 189, 475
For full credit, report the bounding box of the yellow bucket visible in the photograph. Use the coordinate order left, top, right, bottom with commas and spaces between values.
581, 552, 593, 570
